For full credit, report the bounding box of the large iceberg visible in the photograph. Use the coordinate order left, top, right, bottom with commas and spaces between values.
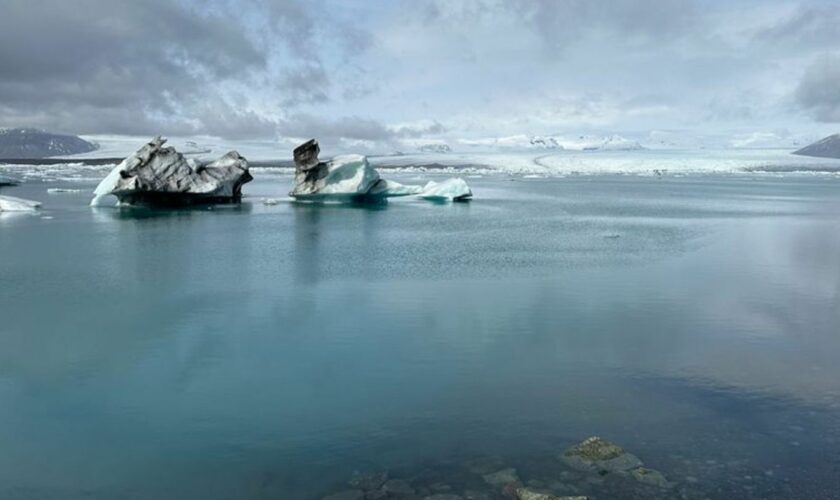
289, 140, 381, 201
91, 137, 252, 207
289, 139, 471, 202
0, 195, 41, 212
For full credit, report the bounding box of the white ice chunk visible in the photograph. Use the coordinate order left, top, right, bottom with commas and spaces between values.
47, 188, 84, 194
419, 178, 472, 201
368, 179, 424, 197
0, 195, 41, 212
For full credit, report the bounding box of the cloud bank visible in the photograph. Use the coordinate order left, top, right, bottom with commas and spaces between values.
0, 0, 838, 151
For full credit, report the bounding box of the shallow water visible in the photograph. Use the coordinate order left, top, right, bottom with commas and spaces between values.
1, 173, 840, 499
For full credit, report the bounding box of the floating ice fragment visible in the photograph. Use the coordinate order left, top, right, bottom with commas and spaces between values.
0, 195, 41, 212
419, 178, 472, 201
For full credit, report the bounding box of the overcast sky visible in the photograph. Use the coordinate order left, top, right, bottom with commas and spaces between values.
1, 0, 839, 150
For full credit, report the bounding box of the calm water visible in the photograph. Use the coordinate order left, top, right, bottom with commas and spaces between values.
1, 173, 840, 499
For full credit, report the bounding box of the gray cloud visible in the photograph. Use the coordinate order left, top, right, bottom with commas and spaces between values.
758, 4, 840, 49
796, 53, 840, 122
277, 114, 394, 142
0, 0, 836, 145
0, 0, 374, 140
279, 64, 331, 106
505, 0, 701, 52
391, 121, 447, 138
0, 0, 271, 137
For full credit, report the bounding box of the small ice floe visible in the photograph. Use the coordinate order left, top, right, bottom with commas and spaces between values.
419, 178, 472, 202
0, 175, 20, 187
0, 195, 41, 212
47, 188, 84, 194
288, 139, 472, 203
262, 198, 280, 206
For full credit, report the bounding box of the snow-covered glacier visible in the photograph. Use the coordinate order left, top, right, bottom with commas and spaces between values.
456, 134, 643, 151
367, 148, 840, 177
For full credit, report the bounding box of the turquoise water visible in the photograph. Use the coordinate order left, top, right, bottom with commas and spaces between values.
1, 173, 840, 499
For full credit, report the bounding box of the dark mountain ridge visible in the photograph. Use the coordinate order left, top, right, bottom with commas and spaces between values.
792, 134, 840, 159
0, 128, 98, 159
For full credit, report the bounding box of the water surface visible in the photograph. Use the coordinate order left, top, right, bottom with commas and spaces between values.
1, 173, 839, 499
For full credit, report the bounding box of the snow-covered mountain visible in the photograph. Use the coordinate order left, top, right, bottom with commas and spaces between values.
580, 135, 644, 151
0, 128, 98, 158
417, 143, 452, 154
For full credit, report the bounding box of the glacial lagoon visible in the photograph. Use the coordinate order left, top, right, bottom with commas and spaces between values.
1, 168, 840, 499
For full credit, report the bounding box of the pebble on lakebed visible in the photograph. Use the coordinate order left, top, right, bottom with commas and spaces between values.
321, 436, 681, 500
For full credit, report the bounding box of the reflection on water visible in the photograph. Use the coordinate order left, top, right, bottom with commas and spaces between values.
0, 175, 839, 499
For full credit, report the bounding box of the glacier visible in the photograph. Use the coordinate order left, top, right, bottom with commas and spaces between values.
91, 137, 252, 207
289, 139, 471, 203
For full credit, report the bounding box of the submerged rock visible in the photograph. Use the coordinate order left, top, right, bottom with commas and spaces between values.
323, 490, 364, 500
630, 467, 671, 488
363, 490, 387, 500
288, 139, 471, 203
462, 491, 492, 500
382, 478, 415, 495
482, 467, 520, 487
348, 471, 388, 491
90, 137, 252, 207
561, 437, 643, 473
515, 488, 588, 500
464, 456, 507, 475
0, 194, 41, 212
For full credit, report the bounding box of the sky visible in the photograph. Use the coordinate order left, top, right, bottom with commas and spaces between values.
1, 0, 839, 152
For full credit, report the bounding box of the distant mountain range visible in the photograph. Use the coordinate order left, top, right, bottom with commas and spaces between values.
792, 134, 840, 159
0, 128, 98, 159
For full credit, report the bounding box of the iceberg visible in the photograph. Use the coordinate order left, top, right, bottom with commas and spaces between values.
290, 146, 381, 200
289, 139, 471, 203
0, 195, 41, 212
419, 178, 473, 201
91, 137, 252, 207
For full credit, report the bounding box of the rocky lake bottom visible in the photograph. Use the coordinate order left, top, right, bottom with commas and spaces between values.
1, 171, 840, 499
